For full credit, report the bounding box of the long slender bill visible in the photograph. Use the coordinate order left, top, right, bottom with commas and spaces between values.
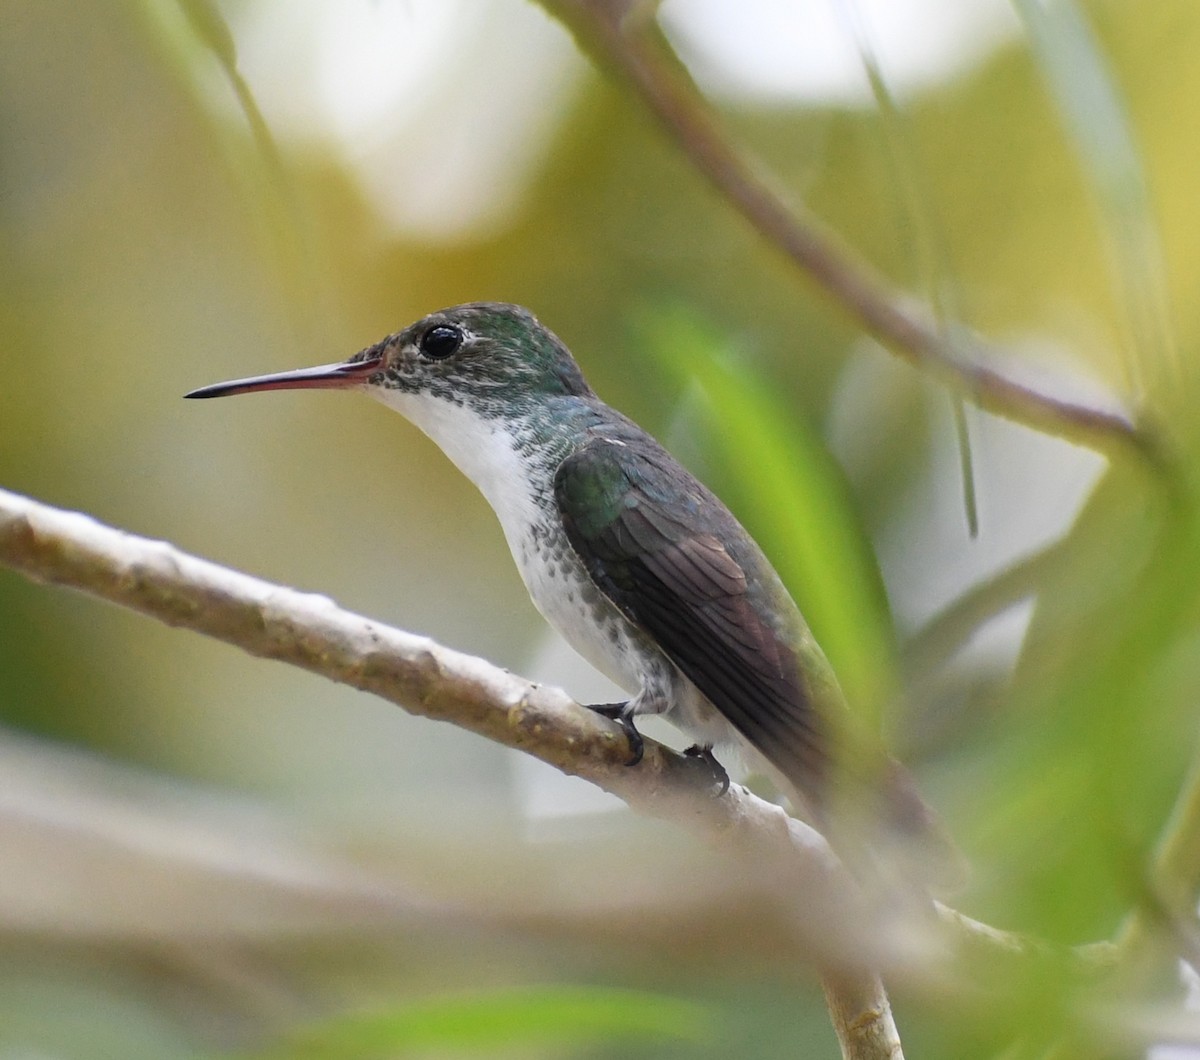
184, 353, 384, 399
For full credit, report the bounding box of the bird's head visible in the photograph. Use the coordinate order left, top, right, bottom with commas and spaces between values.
186, 303, 594, 417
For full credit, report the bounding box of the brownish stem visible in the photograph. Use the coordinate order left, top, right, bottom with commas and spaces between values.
820, 968, 904, 1059
541, 0, 1164, 471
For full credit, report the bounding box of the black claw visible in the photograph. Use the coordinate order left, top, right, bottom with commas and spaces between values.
683, 744, 730, 796
588, 702, 644, 766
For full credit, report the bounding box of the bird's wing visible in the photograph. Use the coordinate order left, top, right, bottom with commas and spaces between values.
553, 437, 830, 795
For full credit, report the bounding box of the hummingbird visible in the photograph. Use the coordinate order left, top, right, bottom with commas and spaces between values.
187, 302, 943, 870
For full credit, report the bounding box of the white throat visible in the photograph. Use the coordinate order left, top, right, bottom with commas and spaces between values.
369, 387, 548, 548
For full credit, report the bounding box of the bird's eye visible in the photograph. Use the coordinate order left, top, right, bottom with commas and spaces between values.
419, 324, 464, 360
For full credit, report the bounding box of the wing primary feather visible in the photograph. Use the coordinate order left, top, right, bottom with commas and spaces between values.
554, 437, 831, 800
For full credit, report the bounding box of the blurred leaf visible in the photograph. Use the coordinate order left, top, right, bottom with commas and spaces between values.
246, 985, 711, 1058
133, 0, 314, 330
840, 0, 979, 538
642, 307, 897, 726
1014, 0, 1179, 395
974, 457, 1200, 941
177, 0, 237, 67
172, 0, 287, 185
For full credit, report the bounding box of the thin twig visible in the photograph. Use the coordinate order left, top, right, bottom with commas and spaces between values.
839, 0, 979, 538
540, 0, 1165, 472
903, 535, 1072, 674
1112, 753, 1200, 981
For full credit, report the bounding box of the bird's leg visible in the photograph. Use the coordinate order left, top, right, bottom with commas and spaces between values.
683, 744, 730, 796
587, 702, 644, 766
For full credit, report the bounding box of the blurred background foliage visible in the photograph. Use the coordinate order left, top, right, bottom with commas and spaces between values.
3, 0, 1200, 1056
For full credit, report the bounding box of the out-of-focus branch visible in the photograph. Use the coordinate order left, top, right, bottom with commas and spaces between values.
821, 969, 903, 1060
539, 0, 1166, 473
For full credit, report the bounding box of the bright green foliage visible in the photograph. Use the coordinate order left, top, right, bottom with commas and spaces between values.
643, 307, 898, 728
247, 986, 711, 1058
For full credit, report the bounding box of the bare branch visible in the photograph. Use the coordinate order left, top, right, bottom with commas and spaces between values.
539, 0, 1166, 472
822, 969, 904, 1060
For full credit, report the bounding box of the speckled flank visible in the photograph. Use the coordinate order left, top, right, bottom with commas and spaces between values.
373, 382, 667, 695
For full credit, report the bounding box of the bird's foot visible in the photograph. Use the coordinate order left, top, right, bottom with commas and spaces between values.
683, 744, 730, 797
588, 702, 644, 766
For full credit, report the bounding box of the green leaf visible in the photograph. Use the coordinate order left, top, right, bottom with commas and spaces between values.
841, 1, 979, 538
1014, 0, 1179, 394
245, 985, 711, 1058
643, 307, 898, 727
176, 0, 237, 67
